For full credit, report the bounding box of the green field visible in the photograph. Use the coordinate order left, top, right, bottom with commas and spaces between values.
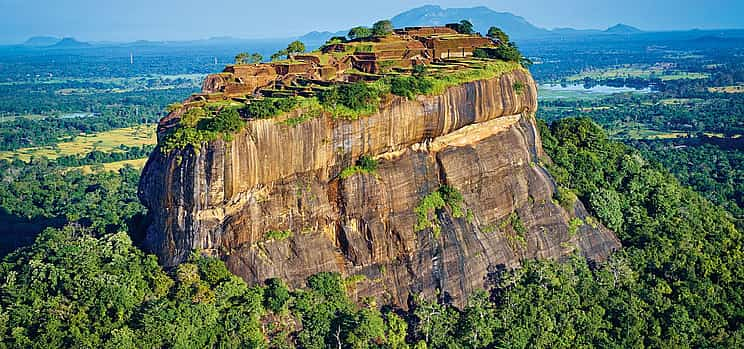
607, 122, 743, 140
76, 158, 149, 173
0, 124, 157, 161
606, 122, 689, 140
708, 85, 744, 94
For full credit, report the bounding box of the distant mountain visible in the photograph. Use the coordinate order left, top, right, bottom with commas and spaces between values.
23, 36, 60, 47
297, 30, 347, 46
605, 24, 643, 34
391, 5, 550, 40
295, 5, 651, 45
551, 28, 603, 36
50, 37, 91, 49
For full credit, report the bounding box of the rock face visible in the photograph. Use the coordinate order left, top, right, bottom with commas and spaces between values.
139, 69, 620, 307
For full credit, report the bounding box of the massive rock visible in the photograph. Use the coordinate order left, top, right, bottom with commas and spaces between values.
139, 68, 620, 307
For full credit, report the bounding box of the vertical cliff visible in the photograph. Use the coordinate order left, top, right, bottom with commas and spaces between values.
139, 69, 620, 307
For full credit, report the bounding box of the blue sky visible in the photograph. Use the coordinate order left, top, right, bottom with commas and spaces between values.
1, 0, 743, 43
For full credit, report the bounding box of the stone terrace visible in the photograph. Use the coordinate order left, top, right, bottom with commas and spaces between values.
197, 26, 500, 101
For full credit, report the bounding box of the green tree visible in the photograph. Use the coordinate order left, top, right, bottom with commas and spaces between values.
458, 20, 475, 34
413, 295, 458, 348
386, 313, 409, 349
487, 26, 510, 43
234, 52, 250, 64
372, 20, 394, 37
345, 308, 386, 348
270, 49, 287, 61
264, 278, 291, 313
234, 52, 262, 65
589, 188, 625, 232
286, 40, 306, 57
249, 52, 263, 63
348, 26, 373, 40
458, 290, 497, 348
324, 36, 348, 47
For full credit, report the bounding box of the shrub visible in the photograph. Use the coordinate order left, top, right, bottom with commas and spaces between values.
412, 64, 428, 77
166, 102, 183, 113
179, 107, 208, 128
339, 155, 378, 179
390, 75, 434, 100
160, 106, 248, 153
438, 185, 465, 218
205, 108, 244, 135
161, 126, 217, 153
318, 82, 385, 114
568, 217, 584, 236
322, 36, 347, 50
414, 185, 466, 237
555, 186, 578, 211
511, 212, 527, 235
265, 229, 293, 241
513, 81, 525, 95
474, 45, 532, 68
245, 97, 299, 119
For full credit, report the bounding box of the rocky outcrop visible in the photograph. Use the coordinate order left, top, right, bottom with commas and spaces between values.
139, 69, 620, 307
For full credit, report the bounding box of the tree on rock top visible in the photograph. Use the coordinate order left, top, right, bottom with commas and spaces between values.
372, 20, 394, 37
234, 52, 262, 64
348, 26, 372, 40
487, 26, 510, 44
271, 41, 306, 61
287, 41, 306, 56
447, 20, 475, 34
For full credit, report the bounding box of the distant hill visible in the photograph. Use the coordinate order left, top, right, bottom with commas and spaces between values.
50, 37, 91, 49
299, 30, 346, 44
605, 24, 643, 34
23, 36, 60, 47
391, 5, 550, 40
295, 5, 652, 46
551, 28, 603, 36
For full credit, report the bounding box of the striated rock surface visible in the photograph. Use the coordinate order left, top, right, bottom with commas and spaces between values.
139, 69, 620, 307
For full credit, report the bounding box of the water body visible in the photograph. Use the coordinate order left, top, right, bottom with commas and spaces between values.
538, 83, 652, 100
59, 112, 96, 119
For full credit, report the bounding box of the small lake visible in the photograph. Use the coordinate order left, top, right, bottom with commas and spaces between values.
538, 84, 652, 100
59, 112, 96, 119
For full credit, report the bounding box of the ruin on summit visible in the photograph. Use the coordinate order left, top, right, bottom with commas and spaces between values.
196, 25, 501, 101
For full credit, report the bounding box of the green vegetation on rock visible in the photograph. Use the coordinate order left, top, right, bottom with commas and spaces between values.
160, 59, 523, 152
339, 155, 378, 179
264, 229, 293, 241
161, 106, 245, 153
567, 217, 583, 236
554, 186, 578, 211
414, 185, 465, 237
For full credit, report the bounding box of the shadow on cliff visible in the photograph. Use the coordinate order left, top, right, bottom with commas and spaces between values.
126, 212, 152, 250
